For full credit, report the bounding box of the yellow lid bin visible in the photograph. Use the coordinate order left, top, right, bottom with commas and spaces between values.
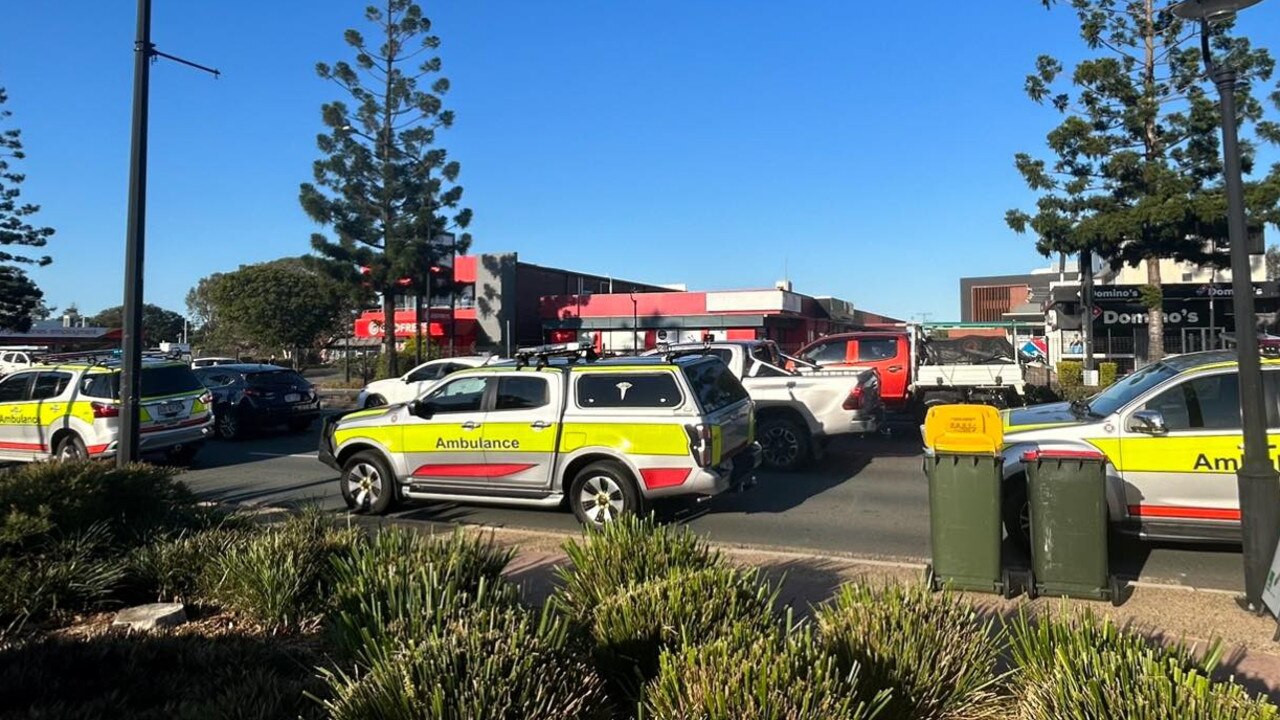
924, 404, 1004, 455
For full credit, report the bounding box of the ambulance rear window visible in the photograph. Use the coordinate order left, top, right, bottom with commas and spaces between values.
577, 373, 682, 409
80, 366, 203, 399
682, 359, 749, 414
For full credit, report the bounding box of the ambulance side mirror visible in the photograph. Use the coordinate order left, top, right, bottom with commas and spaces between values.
1129, 409, 1167, 435
408, 399, 435, 420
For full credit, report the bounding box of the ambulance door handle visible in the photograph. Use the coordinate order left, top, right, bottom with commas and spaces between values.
461, 421, 481, 431
530, 421, 552, 430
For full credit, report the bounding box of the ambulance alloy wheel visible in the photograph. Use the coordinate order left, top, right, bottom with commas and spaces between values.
55, 435, 87, 462
340, 450, 398, 515
570, 461, 643, 527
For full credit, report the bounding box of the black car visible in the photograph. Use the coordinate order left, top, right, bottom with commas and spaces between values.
193, 364, 321, 439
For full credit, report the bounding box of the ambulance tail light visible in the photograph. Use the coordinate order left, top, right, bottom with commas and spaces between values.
685, 423, 714, 467
91, 402, 120, 419
843, 384, 865, 411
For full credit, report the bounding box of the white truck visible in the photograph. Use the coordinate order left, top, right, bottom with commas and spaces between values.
650, 340, 883, 471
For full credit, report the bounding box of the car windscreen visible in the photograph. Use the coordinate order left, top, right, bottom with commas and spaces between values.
682, 359, 749, 414
1085, 361, 1180, 417
246, 370, 309, 387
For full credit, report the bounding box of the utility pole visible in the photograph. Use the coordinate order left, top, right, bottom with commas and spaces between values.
1081, 249, 1095, 378
119, 0, 219, 465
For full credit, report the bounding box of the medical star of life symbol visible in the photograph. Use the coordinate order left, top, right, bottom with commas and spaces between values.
616, 382, 633, 400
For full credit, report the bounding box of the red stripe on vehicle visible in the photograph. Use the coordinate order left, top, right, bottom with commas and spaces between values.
640, 468, 691, 490
412, 463, 535, 478
86, 444, 110, 455
1023, 449, 1107, 462
140, 416, 208, 433
0, 441, 46, 451
1127, 504, 1241, 521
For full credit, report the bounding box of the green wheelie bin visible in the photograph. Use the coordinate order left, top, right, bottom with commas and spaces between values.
922, 405, 1025, 598
1023, 448, 1122, 603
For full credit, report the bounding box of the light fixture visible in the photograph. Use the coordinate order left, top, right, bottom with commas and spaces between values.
1171, 0, 1263, 21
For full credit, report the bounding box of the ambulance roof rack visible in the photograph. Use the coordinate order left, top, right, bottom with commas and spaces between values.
37, 348, 185, 367
513, 342, 599, 369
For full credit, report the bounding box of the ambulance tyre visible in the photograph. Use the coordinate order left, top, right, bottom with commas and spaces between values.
570, 460, 644, 527
54, 434, 87, 462
340, 450, 397, 515
1002, 473, 1031, 551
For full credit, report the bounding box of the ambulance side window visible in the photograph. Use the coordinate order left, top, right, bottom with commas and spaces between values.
0, 374, 33, 403
31, 373, 71, 401
494, 376, 549, 411
80, 374, 116, 399
425, 376, 487, 414
1143, 373, 1240, 431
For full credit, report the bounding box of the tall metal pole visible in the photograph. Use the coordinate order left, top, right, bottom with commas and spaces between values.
1213, 60, 1280, 611
119, 0, 153, 466
1081, 249, 1095, 376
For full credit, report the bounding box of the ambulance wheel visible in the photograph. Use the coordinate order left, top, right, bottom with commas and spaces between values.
340, 451, 397, 515
54, 435, 87, 462
570, 461, 644, 527
759, 416, 811, 472
1002, 474, 1031, 552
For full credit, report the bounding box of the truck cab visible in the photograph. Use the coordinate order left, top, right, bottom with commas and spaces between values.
794, 332, 912, 411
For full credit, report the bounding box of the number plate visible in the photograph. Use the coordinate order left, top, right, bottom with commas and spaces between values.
158, 401, 183, 417
285, 393, 301, 403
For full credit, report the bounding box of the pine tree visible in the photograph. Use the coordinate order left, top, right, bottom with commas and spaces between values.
300, 0, 472, 377
1008, 0, 1280, 361
0, 87, 54, 332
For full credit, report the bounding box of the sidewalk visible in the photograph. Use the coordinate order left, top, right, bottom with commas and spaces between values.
488, 525, 1280, 703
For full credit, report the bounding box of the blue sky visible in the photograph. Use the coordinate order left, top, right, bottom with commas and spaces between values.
3, 1, 1280, 322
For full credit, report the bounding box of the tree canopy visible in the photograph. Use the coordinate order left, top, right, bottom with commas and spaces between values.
0, 87, 53, 332
89, 304, 186, 344
188, 258, 354, 358
1007, 0, 1280, 360
300, 0, 472, 376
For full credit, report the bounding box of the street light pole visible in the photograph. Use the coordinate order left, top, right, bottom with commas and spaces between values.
1175, 0, 1278, 611
119, 0, 153, 465
119, 0, 219, 465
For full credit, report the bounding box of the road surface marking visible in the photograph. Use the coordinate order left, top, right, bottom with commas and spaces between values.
248, 452, 317, 459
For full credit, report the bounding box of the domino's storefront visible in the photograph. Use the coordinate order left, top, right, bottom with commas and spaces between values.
1047, 282, 1280, 371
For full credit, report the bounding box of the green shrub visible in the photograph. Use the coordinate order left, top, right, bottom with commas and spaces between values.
327, 526, 518, 660
207, 512, 336, 632
554, 515, 722, 619
0, 523, 125, 632
1099, 361, 1118, 388
815, 582, 1002, 720
0, 462, 205, 555
319, 606, 612, 720
1056, 361, 1083, 389
645, 622, 890, 720
589, 565, 777, 706
0, 630, 324, 720
124, 524, 249, 604
1009, 608, 1278, 719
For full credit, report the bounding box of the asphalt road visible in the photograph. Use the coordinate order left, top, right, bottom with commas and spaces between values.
180, 417, 1248, 593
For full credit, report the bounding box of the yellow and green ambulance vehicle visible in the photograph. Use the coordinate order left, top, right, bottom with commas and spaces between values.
0, 355, 213, 464
319, 346, 761, 525
998, 350, 1278, 545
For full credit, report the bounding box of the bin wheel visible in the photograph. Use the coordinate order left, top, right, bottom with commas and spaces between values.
1001, 568, 1017, 600
1109, 575, 1127, 607
923, 563, 937, 592
1019, 569, 1038, 600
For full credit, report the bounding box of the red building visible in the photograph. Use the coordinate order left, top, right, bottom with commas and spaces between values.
540, 285, 900, 354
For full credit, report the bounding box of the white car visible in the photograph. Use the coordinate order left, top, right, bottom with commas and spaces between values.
0, 348, 38, 377
356, 356, 496, 408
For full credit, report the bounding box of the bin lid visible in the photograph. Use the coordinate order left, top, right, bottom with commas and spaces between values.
923, 404, 1003, 455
